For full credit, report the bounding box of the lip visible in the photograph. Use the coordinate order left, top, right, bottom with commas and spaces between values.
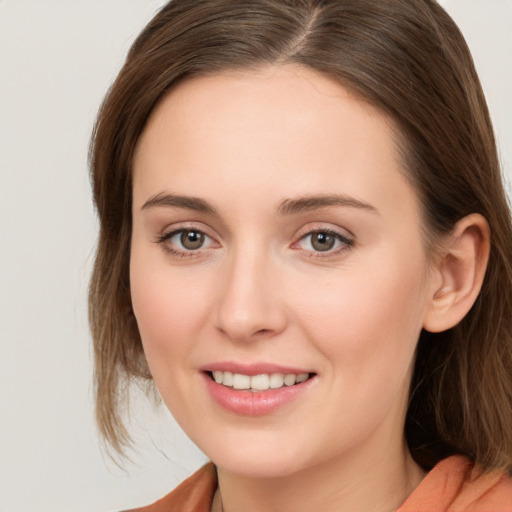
201, 361, 314, 376
200, 362, 316, 416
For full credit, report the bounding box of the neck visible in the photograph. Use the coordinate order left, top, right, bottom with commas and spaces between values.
214, 440, 425, 512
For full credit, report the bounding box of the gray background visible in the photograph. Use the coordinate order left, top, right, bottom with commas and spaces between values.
1, 1, 511, 511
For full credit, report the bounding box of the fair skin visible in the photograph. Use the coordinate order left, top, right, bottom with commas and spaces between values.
130, 65, 489, 512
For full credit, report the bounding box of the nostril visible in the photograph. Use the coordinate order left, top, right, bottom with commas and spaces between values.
254, 328, 272, 336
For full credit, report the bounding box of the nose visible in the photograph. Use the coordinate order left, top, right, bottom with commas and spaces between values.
214, 246, 288, 343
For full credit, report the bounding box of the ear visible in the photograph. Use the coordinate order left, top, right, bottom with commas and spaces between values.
423, 214, 490, 333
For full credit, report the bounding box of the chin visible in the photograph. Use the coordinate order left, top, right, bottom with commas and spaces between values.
195, 431, 317, 479
214, 454, 307, 479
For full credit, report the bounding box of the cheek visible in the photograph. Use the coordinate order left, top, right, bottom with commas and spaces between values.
291, 250, 429, 374
129, 256, 216, 416
129, 250, 213, 366
131, 274, 190, 348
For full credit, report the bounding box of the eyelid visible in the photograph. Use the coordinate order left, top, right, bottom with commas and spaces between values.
155, 222, 221, 257
291, 224, 355, 256
154, 221, 354, 259
293, 222, 354, 242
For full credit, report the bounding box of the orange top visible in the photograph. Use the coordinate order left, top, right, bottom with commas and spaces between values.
124, 463, 217, 512
126, 456, 512, 512
398, 456, 512, 512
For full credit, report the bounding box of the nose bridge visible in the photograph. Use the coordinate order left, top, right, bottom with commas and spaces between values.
214, 238, 286, 341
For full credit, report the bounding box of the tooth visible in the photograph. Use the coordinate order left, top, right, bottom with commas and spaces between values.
251, 374, 270, 391
269, 373, 284, 388
223, 371, 233, 387
215, 371, 309, 390
233, 373, 251, 390
284, 374, 296, 386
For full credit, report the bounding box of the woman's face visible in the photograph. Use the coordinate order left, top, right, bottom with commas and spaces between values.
130, 65, 438, 478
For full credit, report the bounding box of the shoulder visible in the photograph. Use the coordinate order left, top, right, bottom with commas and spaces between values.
398, 455, 512, 512
123, 462, 217, 512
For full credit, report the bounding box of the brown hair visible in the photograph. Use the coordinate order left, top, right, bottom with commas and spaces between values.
89, 0, 512, 471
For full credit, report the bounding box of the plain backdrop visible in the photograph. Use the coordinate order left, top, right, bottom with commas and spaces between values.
0, 1, 511, 511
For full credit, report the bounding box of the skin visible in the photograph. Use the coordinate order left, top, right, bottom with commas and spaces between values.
130, 65, 443, 512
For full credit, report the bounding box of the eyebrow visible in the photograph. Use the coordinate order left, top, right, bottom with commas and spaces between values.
141, 192, 377, 216
141, 193, 219, 215
278, 195, 378, 215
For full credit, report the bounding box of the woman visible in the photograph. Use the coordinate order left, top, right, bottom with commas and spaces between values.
89, 0, 512, 510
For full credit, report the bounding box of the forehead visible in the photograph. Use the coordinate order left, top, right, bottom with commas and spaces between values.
137, 65, 395, 150
132, 64, 417, 222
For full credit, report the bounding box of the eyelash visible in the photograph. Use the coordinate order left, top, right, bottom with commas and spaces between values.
156, 227, 216, 259
294, 228, 354, 258
155, 227, 354, 259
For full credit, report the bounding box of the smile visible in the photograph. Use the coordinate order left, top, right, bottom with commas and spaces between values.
203, 369, 316, 415
211, 371, 311, 391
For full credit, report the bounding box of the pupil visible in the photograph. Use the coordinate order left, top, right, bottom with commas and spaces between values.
181, 230, 204, 250
312, 232, 335, 251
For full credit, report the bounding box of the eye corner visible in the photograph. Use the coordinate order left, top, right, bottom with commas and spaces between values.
292, 227, 355, 258
155, 225, 221, 260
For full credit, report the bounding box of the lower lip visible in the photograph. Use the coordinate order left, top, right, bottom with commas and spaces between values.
202, 373, 315, 416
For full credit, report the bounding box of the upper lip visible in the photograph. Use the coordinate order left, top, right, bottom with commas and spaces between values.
200, 361, 314, 376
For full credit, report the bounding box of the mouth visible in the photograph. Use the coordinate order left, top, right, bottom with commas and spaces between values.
202, 365, 317, 415
207, 370, 315, 392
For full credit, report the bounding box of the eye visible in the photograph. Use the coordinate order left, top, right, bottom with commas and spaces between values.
157, 228, 216, 255
176, 229, 206, 250
307, 232, 337, 252
296, 229, 354, 254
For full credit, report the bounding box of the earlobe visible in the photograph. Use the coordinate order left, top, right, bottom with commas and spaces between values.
423, 214, 490, 333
